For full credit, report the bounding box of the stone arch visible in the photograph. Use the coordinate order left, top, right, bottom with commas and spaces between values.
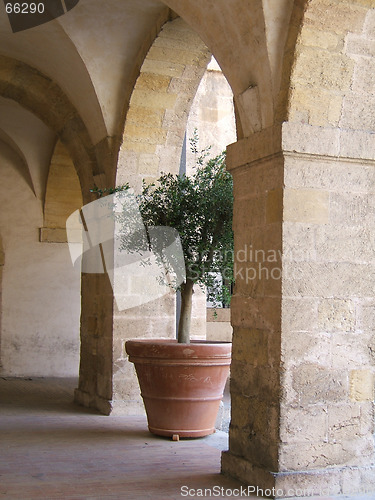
40, 140, 83, 243
117, 16, 212, 190
288, 0, 375, 134
160, 0, 278, 136
0, 55, 112, 198
0, 58, 116, 398
0, 128, 34, 195
109, 16, 215, 415
220, 1, 375, 494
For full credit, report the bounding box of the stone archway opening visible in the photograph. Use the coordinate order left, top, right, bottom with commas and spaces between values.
111, 16, 237, 418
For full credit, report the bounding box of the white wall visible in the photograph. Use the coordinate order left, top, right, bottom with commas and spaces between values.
0, 141, 81, 377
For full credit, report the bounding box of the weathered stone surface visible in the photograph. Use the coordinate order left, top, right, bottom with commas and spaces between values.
280, 405, 328, 444
232, 328, 269, 366
266, 189, 283, 223
280, 435, 374, 470
327, 403, 362, 442
304, 0, 367, 34
333, 332, 373, 368
147, 46, 208, 67
293, 47, 354, 91
284, 156, 375, 191
283, 261, 375, 298
284, 188, 329, 224
283, 222, 316, 262
318, 299, 356, 332
282, 297, 319, 332
352, 57, 375, 93
330, 192, 374, 227
340, 94, 375, 130
364, 8, 375, 37
346, 34, 375, 57
350, 370, 375, 401
316, 226, 374, 263
292, 363, 348, 404
141, 59, 185, 77
299, 26, 344, 51
282, 331, 331, 368
135, 72, 171, 92
231, 361, 279, 401
126, 106, 164, 128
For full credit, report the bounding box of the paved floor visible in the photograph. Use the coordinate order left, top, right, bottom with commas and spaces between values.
0, 377, 374, 500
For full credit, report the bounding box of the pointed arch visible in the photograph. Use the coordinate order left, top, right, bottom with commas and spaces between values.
118, 16, 212, 190
0, 55, 113, 200
288, 0, 375, 134
40, 140, 83, 243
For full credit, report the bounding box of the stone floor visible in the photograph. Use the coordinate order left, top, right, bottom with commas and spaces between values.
0, 377, 374, 500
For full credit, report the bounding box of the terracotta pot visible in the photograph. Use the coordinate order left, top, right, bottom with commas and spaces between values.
125, 339, 231, 438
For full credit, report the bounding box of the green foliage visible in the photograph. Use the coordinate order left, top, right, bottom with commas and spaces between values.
91, 133, 234, 341
136, 144, 234, 303
90, 184, 129, 197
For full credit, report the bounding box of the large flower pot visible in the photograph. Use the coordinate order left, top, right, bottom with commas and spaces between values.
125, 339, 231, 438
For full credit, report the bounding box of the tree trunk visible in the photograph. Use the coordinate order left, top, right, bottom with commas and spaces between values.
177, 279, 194, 343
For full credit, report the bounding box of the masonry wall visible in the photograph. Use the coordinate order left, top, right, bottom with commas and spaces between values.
278, 4, 375, 485
289, 0, 375, 131
222, 119, 375, 495
223, 132, 284, 478
278, 123, 375, 493
112, 18, 212, 413
0, 140, 80, 377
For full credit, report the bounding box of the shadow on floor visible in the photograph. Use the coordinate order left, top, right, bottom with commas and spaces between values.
0, 377, 240, 499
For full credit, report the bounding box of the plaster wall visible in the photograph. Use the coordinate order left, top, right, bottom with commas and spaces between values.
0, 140, 80, 377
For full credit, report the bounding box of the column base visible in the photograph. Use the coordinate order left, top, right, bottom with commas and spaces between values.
110, 398, 145, 416
74, 388, 112, 415
221, 451, 375, 498
74, 388, 145, 416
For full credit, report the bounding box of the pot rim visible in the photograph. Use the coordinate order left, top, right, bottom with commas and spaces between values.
125, 338, 232, 364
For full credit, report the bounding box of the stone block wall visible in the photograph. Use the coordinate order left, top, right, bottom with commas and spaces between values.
117, 17, 211, 192
206, 308, 232, 342
113, 17, 212, 414
223, 127, 284, 483
75, 272, 114, 414
222, 121, 375, 496
111, 294, 176, 414
279, 128, 375, 491
289, 1, 374, 131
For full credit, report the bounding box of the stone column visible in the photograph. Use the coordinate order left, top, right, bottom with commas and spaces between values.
74, 272, 115, 415
222, 122, 375, 497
